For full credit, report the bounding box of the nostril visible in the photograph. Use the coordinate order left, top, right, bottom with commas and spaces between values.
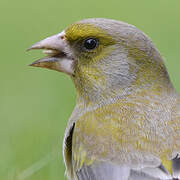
61, 36, 65, 40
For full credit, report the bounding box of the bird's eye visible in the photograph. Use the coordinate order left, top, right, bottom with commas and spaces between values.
83, 38, 98, 50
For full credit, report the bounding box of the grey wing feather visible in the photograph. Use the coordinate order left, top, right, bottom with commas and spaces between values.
76, 163, 130, 180
129, 170, 162, 180
75, 162, 173, 180
172, 156, 180, 179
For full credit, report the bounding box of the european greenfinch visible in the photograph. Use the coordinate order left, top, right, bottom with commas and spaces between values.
28, 18, 180, 180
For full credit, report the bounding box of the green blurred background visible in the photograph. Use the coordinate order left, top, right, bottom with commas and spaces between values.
1, 0, 180, 179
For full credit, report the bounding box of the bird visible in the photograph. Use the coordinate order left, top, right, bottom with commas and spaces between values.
28, 18, 180, 180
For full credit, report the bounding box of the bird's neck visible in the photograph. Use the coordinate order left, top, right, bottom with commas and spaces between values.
72, 49, 173, 108
72, 71, 172, 110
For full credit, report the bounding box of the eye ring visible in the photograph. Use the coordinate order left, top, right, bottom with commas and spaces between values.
83, 38, 99, 51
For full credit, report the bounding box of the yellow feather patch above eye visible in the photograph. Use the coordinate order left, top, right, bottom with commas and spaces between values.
65, 23, 116, 46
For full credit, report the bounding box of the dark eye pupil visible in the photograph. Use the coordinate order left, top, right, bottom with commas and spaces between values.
84, 38, 98, 50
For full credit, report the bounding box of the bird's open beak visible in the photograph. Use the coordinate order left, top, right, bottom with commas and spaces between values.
27, 31, 75, 75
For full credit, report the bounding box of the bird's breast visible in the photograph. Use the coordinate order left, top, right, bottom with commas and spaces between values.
70, 92, 179, 169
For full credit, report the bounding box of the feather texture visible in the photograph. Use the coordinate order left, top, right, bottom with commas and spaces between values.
29, 18, 180, 180
61, 18, 180, 180
76, 162, 173, 180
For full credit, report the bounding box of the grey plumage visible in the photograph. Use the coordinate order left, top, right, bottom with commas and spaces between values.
76, 162, 175, 180
172, 156, 180, 179
76, 163, 130, 180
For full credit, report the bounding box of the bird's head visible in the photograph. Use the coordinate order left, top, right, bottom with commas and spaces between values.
28, 18, 170, 105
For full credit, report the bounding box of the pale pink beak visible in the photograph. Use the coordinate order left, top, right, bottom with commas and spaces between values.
28, 31, 75, 75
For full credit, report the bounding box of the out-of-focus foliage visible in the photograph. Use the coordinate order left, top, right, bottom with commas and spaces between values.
0, 0, 180, 179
